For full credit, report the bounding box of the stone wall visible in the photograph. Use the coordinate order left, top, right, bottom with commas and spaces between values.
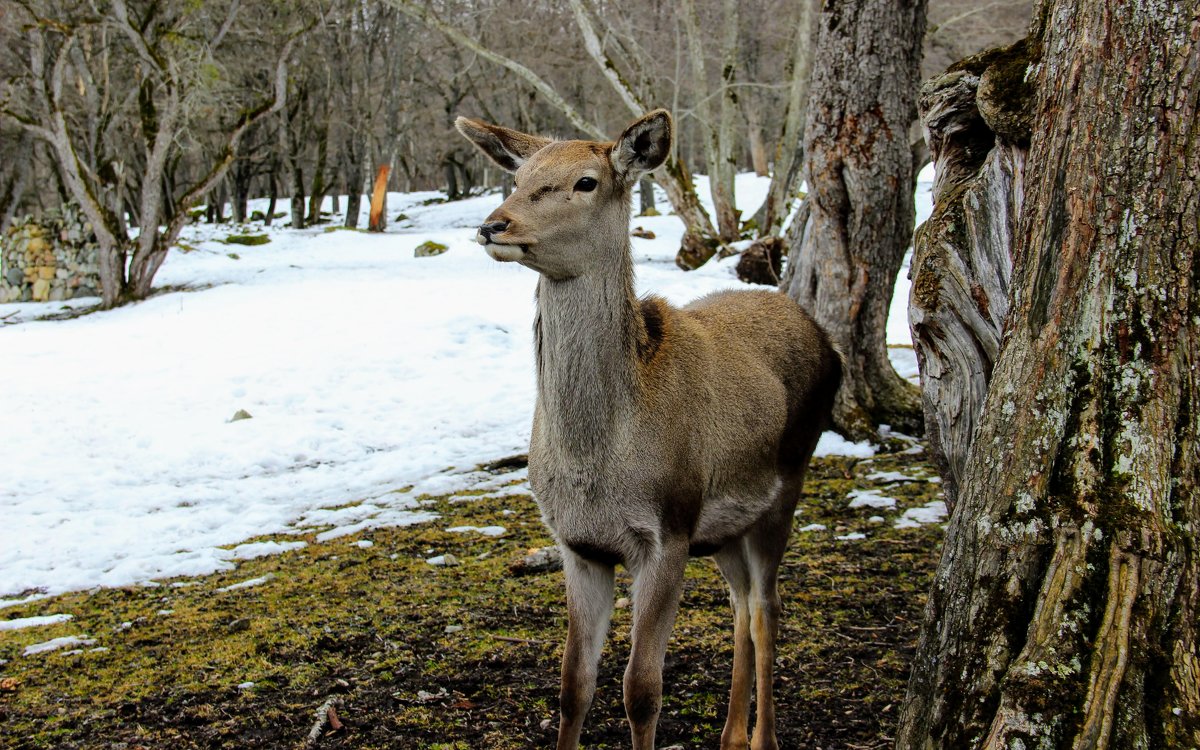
0, 208, 101, 303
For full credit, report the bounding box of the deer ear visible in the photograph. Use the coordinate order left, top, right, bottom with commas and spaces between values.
612, 109, 672, 179
455, 117, 551, 173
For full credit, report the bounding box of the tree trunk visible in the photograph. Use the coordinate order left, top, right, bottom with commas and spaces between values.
781, 0, 927, 439
290, 157, 305, 230
264, 166, 278, 227
908, 42, 1032, 510
638, 175, 657, 216
368, 164, 389, 232
343, 145, 364, 229
307, 116, 330, 225
898, 4, 1200, 748
745, 107, 769, 178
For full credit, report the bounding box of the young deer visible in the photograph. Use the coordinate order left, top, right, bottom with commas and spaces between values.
456, 110, 841, 750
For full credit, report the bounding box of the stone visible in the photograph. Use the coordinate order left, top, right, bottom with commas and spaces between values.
229, 409, 253, 422
73, 285, 98, 299
38, 266, 55, 280
509, 546, 563, 576
4, 267, 22, 286
414, 240, 448, 258
31, 278, 50, 302
48, 286, 66, 302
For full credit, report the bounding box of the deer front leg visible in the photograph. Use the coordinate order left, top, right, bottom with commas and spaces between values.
624, 539, 688, 750
556, 550, 615, 750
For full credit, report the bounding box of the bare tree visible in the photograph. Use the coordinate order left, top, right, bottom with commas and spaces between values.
2, 1, 302, 307
898, 2, 1200, 746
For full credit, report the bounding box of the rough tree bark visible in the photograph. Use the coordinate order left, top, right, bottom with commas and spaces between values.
908, 40, 1032, 509
898, 3, 1200, 748
782, 0, 927, 439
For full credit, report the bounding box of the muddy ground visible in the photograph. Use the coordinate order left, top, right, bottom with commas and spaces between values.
0, 442, 943, 749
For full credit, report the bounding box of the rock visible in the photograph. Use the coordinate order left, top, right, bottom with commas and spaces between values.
615, 597, 631, 610
630, 226, 656, 240
426, 553, 459, 567
4, 267, 22, 286
73, 285, 98, 299
509, 546, 562, 576
444, 625, 464, 634
414, 240, 449, 258
229, 409, 253, 422
31, 278, 50, 302
48, 286, 66, 302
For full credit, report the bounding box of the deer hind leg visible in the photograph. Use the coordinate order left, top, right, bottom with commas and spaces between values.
714, 541, 754, 750
557, 550, 615, 750
744, 490, 800, 750
624, 538, 689, 750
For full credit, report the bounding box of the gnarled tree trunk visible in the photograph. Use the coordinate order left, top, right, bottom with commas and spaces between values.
908, 41, 1033, 509
782, 0, 927, 439
898, 3, 1200, 747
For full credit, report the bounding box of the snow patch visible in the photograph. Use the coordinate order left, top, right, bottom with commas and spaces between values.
814, 433, 876, 458
0, 173, 931, 597
847, 490, 898, 510
217, 573, 274, 592
0, 613, 73, 632
23, 635, 96, 656
894, 501, 949, 529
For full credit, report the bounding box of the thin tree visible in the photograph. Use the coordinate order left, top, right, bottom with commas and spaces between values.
898, 2, 1200, 746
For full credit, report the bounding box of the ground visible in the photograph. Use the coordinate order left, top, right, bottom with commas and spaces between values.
0, 441, 943, 750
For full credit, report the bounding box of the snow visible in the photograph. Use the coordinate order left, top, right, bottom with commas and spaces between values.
216, 574, 274, 592
22, 635, 96, 656
847, 490, 898, 510
864, 470, 922, 484
894, 500, 949, 529
814, 433, 876, 459
1, 171, 933, 599
0, 613, 73, 631
446, 525, 507, 537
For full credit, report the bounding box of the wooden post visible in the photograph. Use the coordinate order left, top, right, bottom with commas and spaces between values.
368, 165, 390, 232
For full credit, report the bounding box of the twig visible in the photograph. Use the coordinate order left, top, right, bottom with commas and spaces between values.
491, 634, 552, 646
301, 696, 343, 748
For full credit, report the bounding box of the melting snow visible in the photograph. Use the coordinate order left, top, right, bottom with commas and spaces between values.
1, 173, 932, 597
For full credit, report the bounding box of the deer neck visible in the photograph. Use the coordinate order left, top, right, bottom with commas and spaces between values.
533, 237, 645, 458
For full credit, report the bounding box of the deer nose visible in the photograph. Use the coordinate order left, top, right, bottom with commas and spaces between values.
479, 220, 510, 241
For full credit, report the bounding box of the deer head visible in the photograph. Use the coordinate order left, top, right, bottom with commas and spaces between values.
455, 110, 672, 280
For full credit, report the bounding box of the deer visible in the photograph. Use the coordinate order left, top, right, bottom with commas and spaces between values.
456, 109, 842, 750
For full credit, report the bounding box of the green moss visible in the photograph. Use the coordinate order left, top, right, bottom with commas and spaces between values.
0, 455, 945, 748
222, 234, 271, 246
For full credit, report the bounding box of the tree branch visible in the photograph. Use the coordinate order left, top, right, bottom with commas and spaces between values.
381, 0, 606, 140
567, 0, 645, 117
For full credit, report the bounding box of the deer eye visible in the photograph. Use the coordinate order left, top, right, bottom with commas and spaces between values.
574, 176, 598, 192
